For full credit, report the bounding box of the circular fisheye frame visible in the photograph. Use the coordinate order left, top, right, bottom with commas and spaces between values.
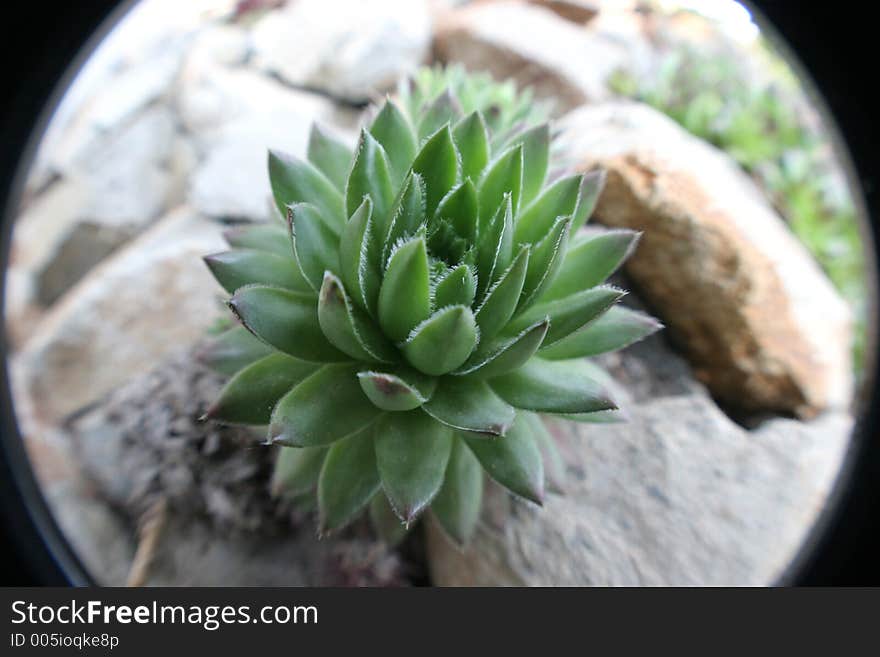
1, 0, 877, 586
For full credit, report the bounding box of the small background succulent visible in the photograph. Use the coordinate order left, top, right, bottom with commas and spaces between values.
199, 66, 661, 546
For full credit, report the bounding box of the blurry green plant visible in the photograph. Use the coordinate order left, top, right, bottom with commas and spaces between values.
609, 45, 867, 374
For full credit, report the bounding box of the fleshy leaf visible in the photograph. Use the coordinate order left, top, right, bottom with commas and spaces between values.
455, 318, 549, 378
378, 235, 432, 342
474, 245, 529, 342
434, 179, 478, 243
478, 144, 523, 227
369, 493, 409, 546
453, 111, 489, 182
197, 326, 273, 376
223, 223, 291, 258
375, 410, 454, 524
431, 436, 483, 546
357, 367, 436, 411
541, 229, 640, 302
270, 364, 380, 447
433, 264, 477, 309
288, 203, 340, 291
204, 249, 310, 294
517, 216, 571, 311
318, 272, 397, 362
526, 414, 565, 494
514, 174, 581, 245
318, 425, 380, 533
423, 377, 515, 436
307, 124, 353, 191
229, 285, 347, 362
412, 125, 459, 216
268, 150, 344, 228
571, 169, 606, 233
540, 305, 662, 359
345, 129, 394, 227
205, 352, 318, 425
509, 285, 626, 346
508, 123, 549, 206
384, 172, 427, 262
338, 197, 381, 315
271, 446, 328, 497
463, 413, 544, 505
370, 100, 418, 185
475, 194, 514, 297
490, 358, 617, 414
418, 90, 462, 141
402, 305, 477, 376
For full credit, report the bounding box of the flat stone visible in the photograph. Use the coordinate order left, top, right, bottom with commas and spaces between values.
426, 331, 853, 586
559, 101, 853, 417
250, 0, 431, 103
433, 0, 631, 112
11, 205, 226, 429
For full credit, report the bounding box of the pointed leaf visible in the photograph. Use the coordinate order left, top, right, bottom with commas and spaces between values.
204, 249, 310, 294
542, 229, 640, 302
318, 425, 380, 533
288, 203, 340, 291
431, 436, 483, 546
476, 194, 514, 297
271, 446, 328, 497
526, 414, 565, 494
270, 364, 380, 447
509, 285, 625, 346
453, 111, 489, 182
540, 306, 662, 359
418, 90, 463, 141
378, 235, 432, 342
307, 124, 353, 190
455, 318, 549, 378
490, 358, 617, 414
223, 223, 291, 258
518, 216, 571, 310
514, 174, 581, 244
346, 129, 395, 228
423, 377, 515, 436
197, 326, 273, 376
375, 410, 453, 524
338, 197, 381, 315
370, 100, 418, 185
369, 493, 409, 546
384, 172, 427, 261
268, 150, 344, 228
402, 305, 477, 376
412, 125, 459, 216
556, 409, 627, 424
357, 367, 436, 411
571, 169, 606, 233
229, 285, 347, 362
478, 144, 522, 227
464, 413, 544, 505
509, 123, 549, 206
205, 352, 319, 425
433, 264, 476, 309
474, 245, 529, 342
318, 272, 397, 362
435, 178, 478, 242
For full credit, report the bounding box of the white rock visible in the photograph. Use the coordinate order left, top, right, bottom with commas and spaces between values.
11, 205, 226, 427
251, 0, 431, 103
434, 1, 631, 112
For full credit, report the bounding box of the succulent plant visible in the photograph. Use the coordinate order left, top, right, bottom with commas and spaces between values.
200, 68, 661, 545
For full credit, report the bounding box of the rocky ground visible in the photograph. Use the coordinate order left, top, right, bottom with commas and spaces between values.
4, 0, 859, 585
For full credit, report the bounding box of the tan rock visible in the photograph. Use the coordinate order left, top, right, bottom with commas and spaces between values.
11, 206, 225, 429
527, 0, 598, 24
433, 1, 630, 112
559, 102, 853, 416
